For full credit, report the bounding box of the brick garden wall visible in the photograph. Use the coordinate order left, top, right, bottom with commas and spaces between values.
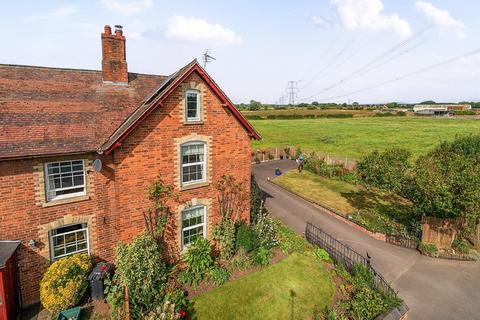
0, 70, 252, 305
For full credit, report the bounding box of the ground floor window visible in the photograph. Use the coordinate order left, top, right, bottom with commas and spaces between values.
181, 206, 206, 249
49, 223, 89, 260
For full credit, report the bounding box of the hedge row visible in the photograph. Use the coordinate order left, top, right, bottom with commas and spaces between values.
244, 113, 354, 120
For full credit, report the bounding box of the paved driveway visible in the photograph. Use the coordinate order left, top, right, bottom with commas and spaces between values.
254, 160, 480, 320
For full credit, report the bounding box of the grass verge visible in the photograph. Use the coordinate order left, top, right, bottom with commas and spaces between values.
273, 170, 414, 235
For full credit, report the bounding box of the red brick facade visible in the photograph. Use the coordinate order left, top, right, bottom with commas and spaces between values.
0, 69, 253, 306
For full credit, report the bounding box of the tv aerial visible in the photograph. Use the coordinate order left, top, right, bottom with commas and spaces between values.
202, 49, 216, 69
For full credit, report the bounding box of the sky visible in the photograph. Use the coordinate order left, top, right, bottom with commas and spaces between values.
1, 0, 480, 104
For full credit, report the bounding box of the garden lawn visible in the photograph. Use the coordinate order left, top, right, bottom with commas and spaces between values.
274, 171, 414, 234
250, 117, 480, 160
192, 252, 334, 320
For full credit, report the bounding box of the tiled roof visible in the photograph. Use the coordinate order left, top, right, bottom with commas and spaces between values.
0, 64, 166, 159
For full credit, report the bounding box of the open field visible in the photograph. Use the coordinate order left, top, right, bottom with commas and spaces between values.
251, 117, 480, 160
192, 252, 334, 320
242, 108, 376, 117
274, 171, 414, 234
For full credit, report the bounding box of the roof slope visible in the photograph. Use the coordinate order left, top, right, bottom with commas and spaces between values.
0, 64, 166, 159
0, 60, 260, 160
100, 59, 260, 154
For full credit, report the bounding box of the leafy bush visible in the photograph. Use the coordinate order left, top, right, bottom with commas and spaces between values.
212, 219, 236, 260
179, 238, 215, 288
357, 148, 411, 193
351, 264, 374, 289
347, 287, 394, 320
250, 175, 265, 223
418, 242, 439, 257
454, 110, 475, 115
244, 115, 263, 120
267, 152, 274, 160
230, 248, 252, 270
274, 219, 310, 254
252, 209, 279, 249
106, 233, 168, 319
452, 238, 470, 254
209, 266, 231, 285
252, 246, 273, 266
40, 253, 92, 314
314, 248, 332, 263
235, 222, 259, 252
295, 146, 302, 159
403, 135, 480, 232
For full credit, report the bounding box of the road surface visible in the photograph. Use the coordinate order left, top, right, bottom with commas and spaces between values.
253, 160, 480, 320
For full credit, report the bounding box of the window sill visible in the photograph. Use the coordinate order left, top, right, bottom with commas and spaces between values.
180, 181, 209, 191
42, 195, 90, 208
183, 120, 204, 125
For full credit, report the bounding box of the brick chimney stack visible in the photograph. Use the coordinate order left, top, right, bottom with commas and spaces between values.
101, 25, 128, 84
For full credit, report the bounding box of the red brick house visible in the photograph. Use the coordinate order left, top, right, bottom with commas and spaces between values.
0, 25, 260, 307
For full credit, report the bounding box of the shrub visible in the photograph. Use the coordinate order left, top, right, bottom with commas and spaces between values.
179, 238, 214, 288
209, 266, 231, 285
347, 287, 394, 320
284, 147, 291, 158
274, 219, 310, 254
212, 219, 236, 260
252, 246, 273, 266
403, 135, 480, 232
106, 233, 168, 319
267, 152, 274, 160
252, 209, 279, 249
40, 253, 92, 314
235, 222, 259, 252
295, 147, 302, 159
314, 248, 332, 263
230, 248, 252, 270
452, 238, 470, 254
351, 264, 374, 289
250, 175, 265, 223
357, 148, 412, 193
418, 242, 439, 257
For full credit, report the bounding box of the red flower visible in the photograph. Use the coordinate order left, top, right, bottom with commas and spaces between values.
101, 264, 108, 272
178, 310, 187, 318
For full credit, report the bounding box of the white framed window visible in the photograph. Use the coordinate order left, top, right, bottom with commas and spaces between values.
181, 206, 206, 248
45, 160, 86, 201
181, 142, 206, 185
185, 89, 200, 122
49, 223, 89, 260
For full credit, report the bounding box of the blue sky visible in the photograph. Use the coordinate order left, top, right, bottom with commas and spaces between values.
1, 0, 479, 104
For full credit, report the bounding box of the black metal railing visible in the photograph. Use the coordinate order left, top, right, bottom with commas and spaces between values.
305, 222, 397, 297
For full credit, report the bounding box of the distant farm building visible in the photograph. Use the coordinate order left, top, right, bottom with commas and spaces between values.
413, 104, 471, 117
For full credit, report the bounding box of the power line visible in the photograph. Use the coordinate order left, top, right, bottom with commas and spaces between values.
300, 28, 432, 102
309, 47, 480, 102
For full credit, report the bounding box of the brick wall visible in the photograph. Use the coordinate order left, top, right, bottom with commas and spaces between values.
0, 71, 252, 305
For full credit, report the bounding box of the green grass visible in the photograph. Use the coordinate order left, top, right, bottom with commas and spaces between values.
251, 117, 480, 159
192, 253, 334, 320
274, 171, 414, 234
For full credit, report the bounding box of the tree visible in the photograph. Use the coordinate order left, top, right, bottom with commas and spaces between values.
249, 100, 262, 111
403, 135, 480, 231
357, 148, 412, 194
419, 100, 436, 105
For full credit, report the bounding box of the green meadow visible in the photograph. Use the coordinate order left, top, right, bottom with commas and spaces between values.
251, 117, 480, 159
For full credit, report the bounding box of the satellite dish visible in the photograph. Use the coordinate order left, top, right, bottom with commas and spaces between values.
92, 159, 102, 172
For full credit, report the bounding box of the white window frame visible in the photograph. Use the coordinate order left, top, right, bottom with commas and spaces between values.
49, 224, 90, 261
185, 89, 201, 122
180, 142, 206, 186
44, 160, 86, 202
181, 205, 206, 249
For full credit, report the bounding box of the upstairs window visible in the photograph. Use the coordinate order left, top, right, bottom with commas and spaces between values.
50, 223, 89, 260
181, 142, 205, 185
45, 160, 86, 201
185, 90, 200, 122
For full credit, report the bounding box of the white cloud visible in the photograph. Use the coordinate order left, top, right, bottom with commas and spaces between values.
23, 5, 79, 22
415, 1, 466, 39
166, 15, 242, 45
98, 0, 153, 15
331, 0, 412, 38
311, 16, 337, 28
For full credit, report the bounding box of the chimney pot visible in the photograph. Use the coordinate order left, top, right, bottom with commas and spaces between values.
104, 25, 112, 35
114, 25, 123, 36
